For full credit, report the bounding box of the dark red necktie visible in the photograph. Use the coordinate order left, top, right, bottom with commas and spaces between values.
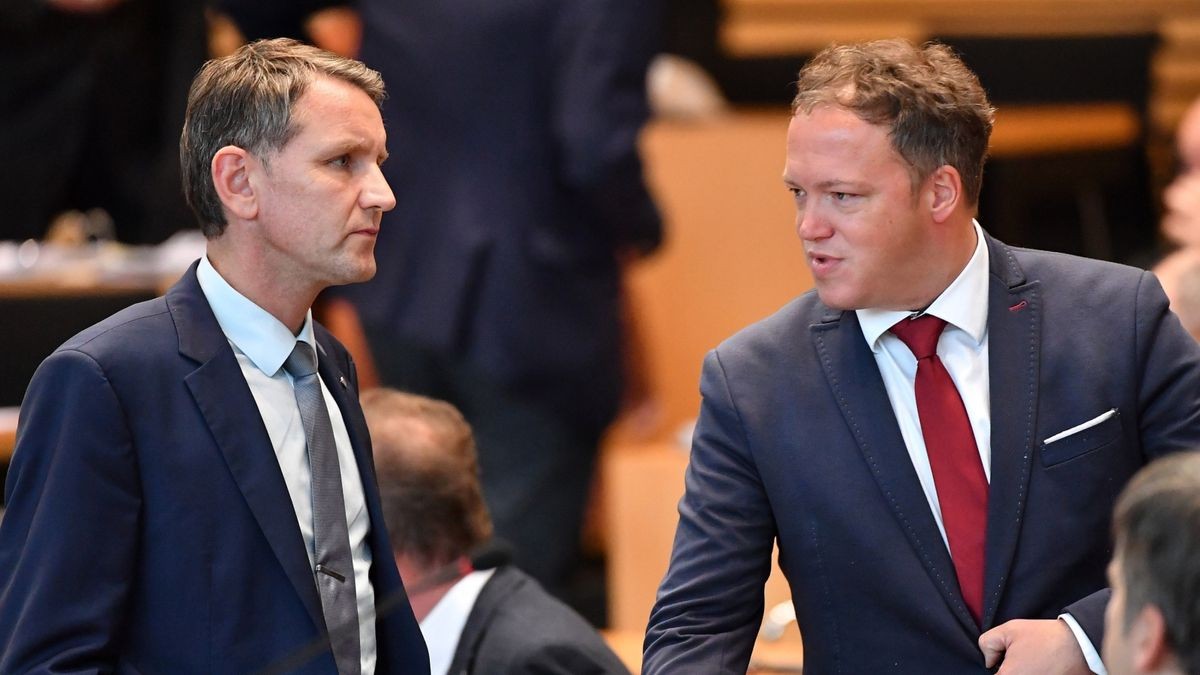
890, 315, 988, 625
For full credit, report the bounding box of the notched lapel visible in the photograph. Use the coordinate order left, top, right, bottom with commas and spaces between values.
811, 311, 979, 636
169, 267, 327, 634
315, 335, 378, 489
981, 241, 1041, 628
446, 567, 514, 674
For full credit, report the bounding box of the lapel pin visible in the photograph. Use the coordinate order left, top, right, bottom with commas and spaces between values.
1009, 300, 1028, 312
339, 375, 348, 389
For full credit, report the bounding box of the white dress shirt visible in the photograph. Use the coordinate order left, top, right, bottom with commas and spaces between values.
197, 256, 377, 674
856, 221, 992, 547
854, 224, 1104, 674
419, 569, 496, 675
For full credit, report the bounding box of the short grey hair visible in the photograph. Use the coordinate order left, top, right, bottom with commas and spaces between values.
179, 38, 385, 237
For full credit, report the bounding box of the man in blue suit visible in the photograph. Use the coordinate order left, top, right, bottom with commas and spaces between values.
362, 388, 630, 675
333, 0, 664, 595
643, 39, 1200, 673
0, 39, 428, 673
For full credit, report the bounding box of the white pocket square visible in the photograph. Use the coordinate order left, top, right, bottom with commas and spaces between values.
1044, 408, 1119, 445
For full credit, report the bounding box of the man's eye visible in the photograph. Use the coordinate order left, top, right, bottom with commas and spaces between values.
789, 187, 804, 198
832, 192, 852, 201
330, 155, 350, 168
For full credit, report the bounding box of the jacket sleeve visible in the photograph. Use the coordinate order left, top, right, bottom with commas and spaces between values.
517, 640, 632, 675
1132, 269, 1200, 458
0, 349, 141, 673
548, 0, 664, 259
642, 349, 776, 674
1066, 269, 1200, 650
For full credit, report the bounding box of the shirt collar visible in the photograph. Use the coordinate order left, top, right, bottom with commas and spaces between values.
419, 568, 496, 673
856, 221, 990, 350
196, 255, 316, 376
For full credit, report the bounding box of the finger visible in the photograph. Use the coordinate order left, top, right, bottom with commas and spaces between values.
978, 627, 1007, 668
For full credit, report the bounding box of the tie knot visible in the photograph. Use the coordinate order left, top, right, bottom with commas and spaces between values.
890, 314, 947, 360
283, 341, 318, 378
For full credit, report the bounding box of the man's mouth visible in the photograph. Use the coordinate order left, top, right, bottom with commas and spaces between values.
807, 252, 841, 275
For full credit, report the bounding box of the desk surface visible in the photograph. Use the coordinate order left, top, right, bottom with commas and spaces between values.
724, 0, 1200, 55
1, 407, 17, 463
0, 276, 166, 299
990, 102, 1140, 157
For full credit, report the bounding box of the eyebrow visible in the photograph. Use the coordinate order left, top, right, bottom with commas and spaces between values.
815, 179, 867, 191
327, 139, 389, 163
782, 177, 868, 191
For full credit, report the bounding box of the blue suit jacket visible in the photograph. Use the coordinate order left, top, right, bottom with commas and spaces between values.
644, 236, 1200, 673
0, 264, 429, 674
344, 0, 663, 431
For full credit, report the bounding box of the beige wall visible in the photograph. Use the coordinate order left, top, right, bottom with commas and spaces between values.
602, 110, 811, 642
620, 110, 812, 443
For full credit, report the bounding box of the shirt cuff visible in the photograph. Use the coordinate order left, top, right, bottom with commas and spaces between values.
1059, 613, 1107, 675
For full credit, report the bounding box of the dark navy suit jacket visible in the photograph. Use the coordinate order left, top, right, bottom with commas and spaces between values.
0, 264, 429, 674
644, 236, 1200, 673
346, 0, 663, 431
448, 566, 629, 675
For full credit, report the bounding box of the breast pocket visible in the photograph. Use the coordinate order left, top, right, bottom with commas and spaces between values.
1040, 408, 1122, 467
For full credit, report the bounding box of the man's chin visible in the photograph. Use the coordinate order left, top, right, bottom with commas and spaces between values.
814, 285, 861, 311
331, 261, 377, 287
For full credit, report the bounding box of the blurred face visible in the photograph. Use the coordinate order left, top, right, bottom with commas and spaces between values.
784, 105, 945, 311
251, 75, 395, 293
1178, 102, 1200, 178
1163, 100, 1200, 246
1104, 556, 1135, 675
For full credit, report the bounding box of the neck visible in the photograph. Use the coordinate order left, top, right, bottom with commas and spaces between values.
207, 239, 317, 334
396, 554, 471, 622
907, 219, 978, 311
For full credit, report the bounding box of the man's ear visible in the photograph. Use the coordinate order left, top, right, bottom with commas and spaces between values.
1131, 604, 1172, 672
927, 164, 963, 224
211, 145, 258, 221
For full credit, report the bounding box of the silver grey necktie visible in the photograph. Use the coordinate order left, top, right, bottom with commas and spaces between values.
284, 341, 361, 675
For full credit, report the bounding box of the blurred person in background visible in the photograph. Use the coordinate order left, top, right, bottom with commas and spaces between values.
1103, 452, 1200, 675
330, 0, 665, 601
364, 388, 631, 675
1154, 97, 1200, 338
0, 0, 206, 244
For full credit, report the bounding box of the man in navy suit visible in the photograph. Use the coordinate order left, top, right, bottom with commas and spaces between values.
643, 39, 1200, 673
330, 0, 664, 595
362, 389, 630, 675
0, 39, 428, 673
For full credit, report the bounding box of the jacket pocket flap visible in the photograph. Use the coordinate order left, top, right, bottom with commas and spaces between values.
1041, 409, 1121, 467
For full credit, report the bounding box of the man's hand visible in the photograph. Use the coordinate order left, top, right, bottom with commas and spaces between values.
978, 619, 1092, 674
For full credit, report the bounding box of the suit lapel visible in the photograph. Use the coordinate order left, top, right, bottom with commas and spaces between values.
169, 265, 326, 633
314, 334, 378, 494
980, 238, 1040, 627
447, 566, 517, 674
812, 310, 979, 636
315, 326, 427, 665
